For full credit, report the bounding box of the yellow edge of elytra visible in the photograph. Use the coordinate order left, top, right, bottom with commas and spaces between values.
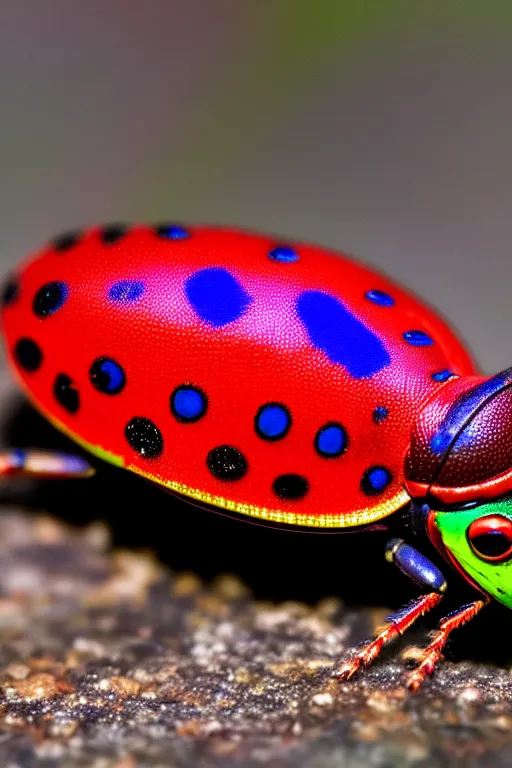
127, 466, 410, 529
17, 381, 410, 530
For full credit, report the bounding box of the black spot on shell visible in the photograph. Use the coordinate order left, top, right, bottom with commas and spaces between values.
33, 281, 68, 318
100, 225, 128, 245
207, 445, 248, 481
52, 230, 82, 252
1, 277, 19, 307
272, 473, 309, 500
125, 417, 163, 459
53, 373, 80, 414
14, 338, 43, 372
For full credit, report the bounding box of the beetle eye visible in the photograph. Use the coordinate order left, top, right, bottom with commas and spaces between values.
467, 515, 512, 562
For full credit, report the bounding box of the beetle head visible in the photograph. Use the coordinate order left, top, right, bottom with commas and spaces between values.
427, 497, 512, 608
406, 368, 512, 605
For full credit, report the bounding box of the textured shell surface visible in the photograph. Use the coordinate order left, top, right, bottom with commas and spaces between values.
1, 225, 477, 529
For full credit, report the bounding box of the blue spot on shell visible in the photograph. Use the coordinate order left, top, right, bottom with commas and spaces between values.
255, 403, 291, 441
89, 357, 126, 395
365, 289, 394, 307
185, 268, 252, 327
109, 281, 145, 303
156, 224, 190, 240
361, 465, 392, 495
315, 423, 348, 458
171, 386, 208, 423
268, 245, 299, 263
101, 360, 124, 392
372, 406, 388, 424
403, 330, 434, 346
431, 369, 454, 382
296, 291, 390, 378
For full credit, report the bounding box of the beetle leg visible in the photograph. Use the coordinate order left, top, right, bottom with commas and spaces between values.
0, 449, 94, 479
336, 591, 443, 680
406, 597, 489, 691
336, 538, 447, 681
384, 537, 448, 592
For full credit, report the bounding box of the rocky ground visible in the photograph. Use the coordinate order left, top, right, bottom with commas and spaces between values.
0, 511, 507, 767
1, 358, 512, 766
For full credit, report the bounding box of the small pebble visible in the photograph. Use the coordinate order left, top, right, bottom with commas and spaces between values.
310, 692, 334, 707
456, 686, 481, 705
4, 673, 60, 701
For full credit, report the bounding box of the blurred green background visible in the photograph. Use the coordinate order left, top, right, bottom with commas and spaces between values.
1, 0, 512, 374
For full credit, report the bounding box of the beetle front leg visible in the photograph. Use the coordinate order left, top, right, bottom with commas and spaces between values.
406, 597, 489, 691
335, 538, 447, 681
0, 449, 94, 479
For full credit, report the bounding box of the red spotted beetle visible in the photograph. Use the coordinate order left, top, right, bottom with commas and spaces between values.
2, 223, 511, 691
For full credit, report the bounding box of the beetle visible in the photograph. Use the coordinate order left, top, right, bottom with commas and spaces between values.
1, 223, 511, 690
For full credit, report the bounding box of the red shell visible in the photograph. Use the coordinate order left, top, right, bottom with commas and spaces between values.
1, 225, 477, 528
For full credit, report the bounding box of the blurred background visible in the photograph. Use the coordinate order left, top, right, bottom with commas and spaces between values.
2, 1, 512, 371
1, 1, 512, 648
